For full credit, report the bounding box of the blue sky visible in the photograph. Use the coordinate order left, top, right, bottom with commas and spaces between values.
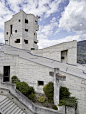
0, 0, 86, 49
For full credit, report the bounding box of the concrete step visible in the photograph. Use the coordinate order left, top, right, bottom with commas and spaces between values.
0, 95, 26, 114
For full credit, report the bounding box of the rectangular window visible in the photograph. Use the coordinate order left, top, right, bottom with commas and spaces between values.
24, 39, 28, 44
15, 39, 20, 43
38, 81, 44, 86
25, 29, 28, 32
31, 48, 35, 50
25, 19, 28, 23
61, 50, 68, 63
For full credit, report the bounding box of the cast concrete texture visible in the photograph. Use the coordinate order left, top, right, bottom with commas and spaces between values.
4, 11, 39, 50
31, 40, 77, 65
1, 11, 86, 114
0, 75, 63, 114
0, 44, 86, 114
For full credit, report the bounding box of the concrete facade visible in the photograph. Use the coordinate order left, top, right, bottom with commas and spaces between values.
0, 45, 86, 114
0, 11, 86, 114
31, 40, 77, 65
4, 11, 39, 50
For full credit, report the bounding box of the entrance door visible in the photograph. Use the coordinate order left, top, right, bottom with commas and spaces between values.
3, 66, 10, 82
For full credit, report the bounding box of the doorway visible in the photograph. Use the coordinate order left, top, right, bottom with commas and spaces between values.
3, 66, 10, 82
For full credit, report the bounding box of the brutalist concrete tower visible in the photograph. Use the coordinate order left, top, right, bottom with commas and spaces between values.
4, 11, 40, 50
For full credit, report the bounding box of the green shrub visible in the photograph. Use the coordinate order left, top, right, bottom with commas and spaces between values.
38, 96, 45, 103
29, 93, 36, 102
58, 100, 65, 106
11, 76, 20, 84
60, 86, 71, 100
52, 105, 58, 110
16, 81, 29, 95
63, 97, 78, 108
43, 84, 47, 93
28, 86, 35, 95
43, 82, 54, 101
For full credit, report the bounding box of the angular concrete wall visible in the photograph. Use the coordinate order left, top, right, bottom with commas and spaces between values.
31, 40, 77, 65
0, 51, 86, 114
4, 11, 39, 50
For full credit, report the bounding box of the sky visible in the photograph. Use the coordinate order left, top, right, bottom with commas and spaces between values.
0, 0, 86, 49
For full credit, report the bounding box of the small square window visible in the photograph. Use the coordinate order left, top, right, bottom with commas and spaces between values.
38, 81, 44, 86
24, 39, 28, 44
25, 19, 28, 23
61, 57, 64, 59
25, 29, 28, 32
15, 30, 17, 33
19, 19, 21, 22
6, 32, 8, 35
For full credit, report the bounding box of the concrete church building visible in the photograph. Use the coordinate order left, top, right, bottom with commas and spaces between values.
0, 11, 86, 114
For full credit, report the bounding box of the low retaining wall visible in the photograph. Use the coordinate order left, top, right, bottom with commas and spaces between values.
0, 75, 62, 114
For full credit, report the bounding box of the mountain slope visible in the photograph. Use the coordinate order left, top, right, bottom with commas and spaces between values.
77, 40, 86, 64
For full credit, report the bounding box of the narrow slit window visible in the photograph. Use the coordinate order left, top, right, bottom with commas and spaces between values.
25, 29, 28, 32
24, 39, 28, 44
19, 19, 21, 22
15, 39, 20, 43
38, 81, 44, 86
34, 33, 35, 35
10, 25, 13, 36
25, 19, 28, 23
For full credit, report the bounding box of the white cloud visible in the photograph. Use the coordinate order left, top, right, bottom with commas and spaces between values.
59, 0, 86, 33
38, 34, 85, 49
38, 17, 58, 39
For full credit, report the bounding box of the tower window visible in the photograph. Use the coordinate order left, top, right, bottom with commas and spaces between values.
19, 19, 21, 22
34, 33, 35, 35
6, 32, 8, 35
34, 41, 37, 44
25, 19, 28, 23
38, 81, 44, 86
15, 39, 20, 43
10, 25, 13, 36
31, 48, 35, 50
35, 20, 37, 24
25, 29, 28, 32
24, 39, 28, 44
15, 30, 17, 33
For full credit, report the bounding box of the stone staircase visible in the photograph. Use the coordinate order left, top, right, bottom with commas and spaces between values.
0, 95, 25, 114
